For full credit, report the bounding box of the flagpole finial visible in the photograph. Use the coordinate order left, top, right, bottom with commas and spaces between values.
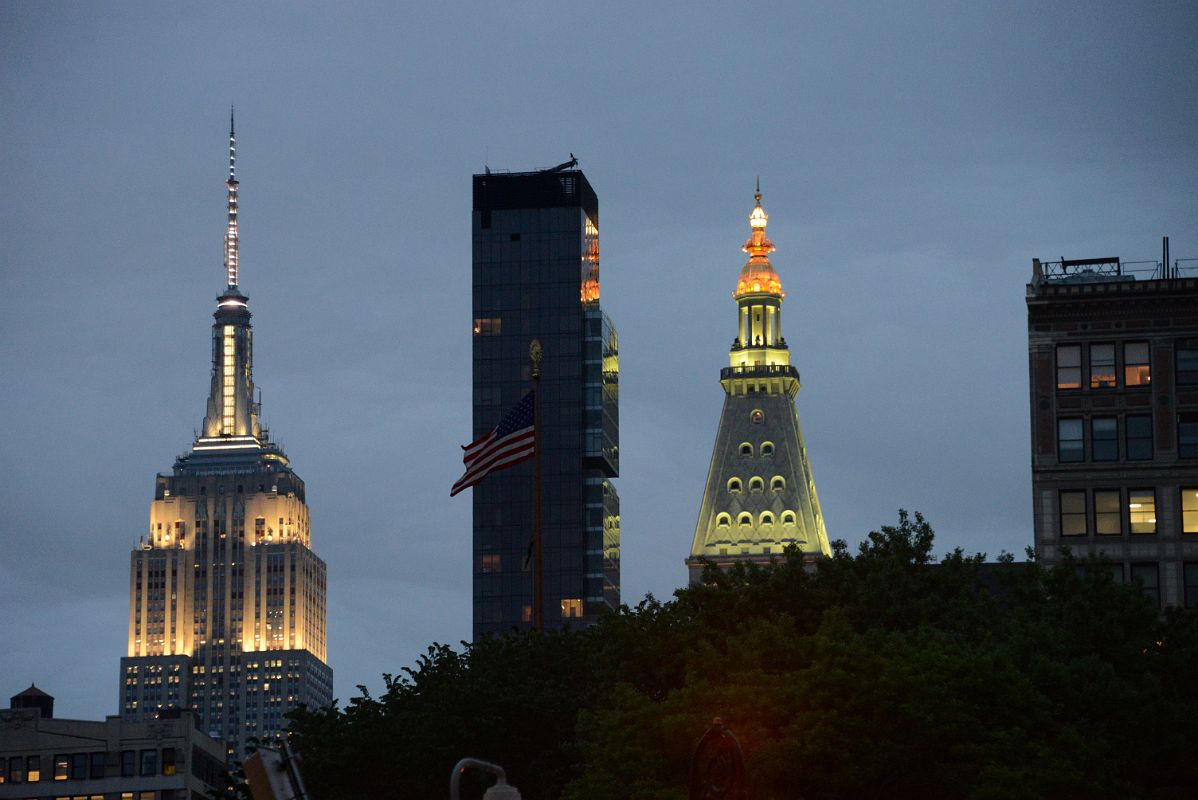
530, 339, 542, 378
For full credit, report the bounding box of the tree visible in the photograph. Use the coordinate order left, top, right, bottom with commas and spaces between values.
288, 512, 1198, 799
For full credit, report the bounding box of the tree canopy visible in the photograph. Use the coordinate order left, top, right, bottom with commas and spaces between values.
287, 512, 1198, 799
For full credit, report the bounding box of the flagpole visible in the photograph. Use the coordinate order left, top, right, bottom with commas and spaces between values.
530, 339, 544, 634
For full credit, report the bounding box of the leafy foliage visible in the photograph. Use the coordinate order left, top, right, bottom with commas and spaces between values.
287, 512, 1198, 799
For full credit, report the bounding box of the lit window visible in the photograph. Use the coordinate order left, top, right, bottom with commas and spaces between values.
1177, 344, 1198, 386
1089, 343, 1115, 389
1056, 344, 1081, 390
781, 511, 796, 525
1057, 419, 1083, 462
737, 513, 753, 527
54, 755, 69, 781
479, 554, 501, 573
1094, 490, 1121, 535
1179, 413, 1198, 459
1126, 415, 1153, 461
161, 748, 176, 777
1091, 418, 1117, 461
26, 755, 40, 783
1182, 488, 1198, 534
1130, 563, 1160, 608
749, 477, 764, 493
561, 598, 583, 619
473, 318, 501, 336
739, 443, 753, 457
770, 476, 785, 492
1059, 491, 1086, 536
727, 478, 742, 494
1124, 342, 1150, 386
750, 410, 764, 424
1129, 490, 1156, 535
1184, 563, 1198, 609
716, 513, 731, 528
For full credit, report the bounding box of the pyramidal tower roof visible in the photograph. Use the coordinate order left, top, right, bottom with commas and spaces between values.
687, 185, 829, 584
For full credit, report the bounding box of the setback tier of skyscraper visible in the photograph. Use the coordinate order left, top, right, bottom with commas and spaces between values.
688, 187, 830, 583
470, 164, 620, 637
119, 114, 331, 762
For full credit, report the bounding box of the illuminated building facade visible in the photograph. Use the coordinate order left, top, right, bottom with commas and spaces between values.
1, 690, 227, 800
688, 188, 830, 584
119, 116, 331, 761
470, 165, 620, 638
1027, 251, 1198, 607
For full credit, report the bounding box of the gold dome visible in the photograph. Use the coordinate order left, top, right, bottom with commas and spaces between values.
734, 191, 783, 298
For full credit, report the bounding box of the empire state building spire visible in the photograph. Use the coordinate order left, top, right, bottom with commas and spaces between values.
201, 113, 259, 442
224, 107, 240, 290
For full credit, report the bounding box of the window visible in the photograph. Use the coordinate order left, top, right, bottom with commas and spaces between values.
1089, 343, 1115, 388
120, 751, 135, 778
737, 513, 753, 527
1124, 342, 1150, 386
1128, 490, 1156, 534
1130, 563, 1160, 608
55, 755, 69, 781
1059, 491, 1086, 536
727, 478, 742, 493
1058, 419, 1083, 462
1126, 415, 1153, 460
781, 511, 796, 525
560, 598, 583, 619
770, 476, 785, 491
139, 749, 157, 777
1056, 344, 1081, 389
27, 756, 40, 783
71, 754, 86, 781
1094, 490, 1121, 535
1178, 344, 1198, 386
760, 442, 774, 456
161, 748, 176, 777
739, 443, 753, 457
89, 752, 104, 779
1091, 418, 1117, 461
472, 318, 501, 336
7, 757, 23, 784
1183, 488, 1198, 534
716, 513, 731, 528
1185, 563, 1198, 609
1179, 413, 1198, 459
479, 554, 500, 573
760, 512, 775, 526
749, 409, 764, 424
748, 477, 764, 493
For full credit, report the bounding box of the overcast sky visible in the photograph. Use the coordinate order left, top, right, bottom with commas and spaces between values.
2, 2, 1196, 720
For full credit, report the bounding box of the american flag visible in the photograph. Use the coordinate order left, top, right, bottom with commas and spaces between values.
450, 391, 536, 496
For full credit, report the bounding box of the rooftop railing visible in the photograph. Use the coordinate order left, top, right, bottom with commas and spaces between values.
1035, 256, 1197, 283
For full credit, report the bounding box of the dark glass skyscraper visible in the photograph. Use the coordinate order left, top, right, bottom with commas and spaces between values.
470, 166, 619, 638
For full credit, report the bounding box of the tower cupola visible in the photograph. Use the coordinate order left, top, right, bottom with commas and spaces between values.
731, 185, 789, 367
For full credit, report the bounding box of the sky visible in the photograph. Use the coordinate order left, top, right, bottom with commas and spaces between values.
2, 2, 1196, 721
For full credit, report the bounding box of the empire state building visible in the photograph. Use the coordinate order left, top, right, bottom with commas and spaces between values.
119, 115, 332, 760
